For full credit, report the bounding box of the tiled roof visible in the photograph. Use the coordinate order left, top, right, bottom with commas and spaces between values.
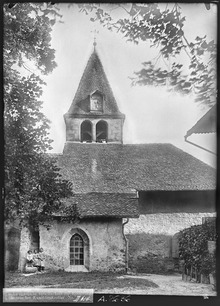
66, 50, 124, 117
185, 104, 216, 138
59, 193, 139, 218
53, 143, 216, 193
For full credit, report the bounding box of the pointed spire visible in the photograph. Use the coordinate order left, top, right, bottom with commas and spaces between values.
66, 46, 125, 117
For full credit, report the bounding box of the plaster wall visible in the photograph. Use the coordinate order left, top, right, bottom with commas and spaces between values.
39, 218, 125, 272
18, 227, 32, 272
65, 117, 123, 143
125, 212, 216, 273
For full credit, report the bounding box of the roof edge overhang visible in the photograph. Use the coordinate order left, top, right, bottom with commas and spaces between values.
185, 104, 216, 139
137, 189, 216, 193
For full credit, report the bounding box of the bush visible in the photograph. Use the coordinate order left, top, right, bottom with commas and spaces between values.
178, 219, 216, 275
200, 252, 216, 276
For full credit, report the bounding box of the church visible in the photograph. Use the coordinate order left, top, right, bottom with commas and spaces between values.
16, 44, 216, 273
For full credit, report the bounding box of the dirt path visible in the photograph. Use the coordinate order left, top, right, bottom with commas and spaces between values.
97, 274, 216, 296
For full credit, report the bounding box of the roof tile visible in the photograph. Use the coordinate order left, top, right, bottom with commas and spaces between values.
53, 143, 216, 193
60, 193, 139, 218
66, 50, 124, 117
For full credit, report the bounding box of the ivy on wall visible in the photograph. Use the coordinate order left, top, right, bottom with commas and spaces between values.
178, 219, 216, 276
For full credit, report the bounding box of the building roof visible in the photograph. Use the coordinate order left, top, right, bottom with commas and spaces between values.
185, 105, 216, 138
66, 49, 124, 117
53, 143, 216, 193
59, 193, 139, 218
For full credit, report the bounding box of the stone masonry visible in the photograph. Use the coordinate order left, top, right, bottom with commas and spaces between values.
65, 117, 123, 143
39, 218, 126, 272
125, 212, 216, 273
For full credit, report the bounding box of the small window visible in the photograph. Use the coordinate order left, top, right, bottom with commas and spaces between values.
90, 91, 103, 112
70, 234, 84, 265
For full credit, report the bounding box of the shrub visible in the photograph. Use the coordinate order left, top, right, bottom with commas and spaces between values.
178, 219, 216, 275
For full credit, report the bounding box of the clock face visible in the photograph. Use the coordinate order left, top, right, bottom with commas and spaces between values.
90, 93, 103, 111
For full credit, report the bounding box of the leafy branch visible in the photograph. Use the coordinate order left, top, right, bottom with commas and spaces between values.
78, 3, 216, 107
4, 3, 74, 228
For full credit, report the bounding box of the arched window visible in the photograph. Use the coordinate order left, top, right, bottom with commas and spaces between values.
67, 228, 90, 271
70, 234, 84, 265
81, 120, 92, 142
96, 120, 108, 143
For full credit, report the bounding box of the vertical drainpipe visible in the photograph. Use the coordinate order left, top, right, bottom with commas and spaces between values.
122, 218, 129, 273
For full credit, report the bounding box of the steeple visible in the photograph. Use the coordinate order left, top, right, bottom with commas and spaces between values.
64, 46, 125, 145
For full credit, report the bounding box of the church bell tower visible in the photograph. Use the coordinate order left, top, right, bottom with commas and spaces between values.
64, 45, 125, 145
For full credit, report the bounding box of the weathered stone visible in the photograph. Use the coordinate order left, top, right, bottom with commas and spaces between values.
5, 224, 21, 271
25, 266, 38, 273
66, 117, 124, 143
125, 212, 216, 274
39, 218, 126, 272
18, 227, 32, 272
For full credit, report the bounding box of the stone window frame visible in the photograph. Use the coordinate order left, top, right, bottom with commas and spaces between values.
68, 228, 90, 271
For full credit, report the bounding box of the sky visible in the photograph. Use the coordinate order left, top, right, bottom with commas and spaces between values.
37, 3, 217, 167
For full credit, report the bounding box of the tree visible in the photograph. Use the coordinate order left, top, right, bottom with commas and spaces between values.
78, 3, 216, 108
4, 3, 77, 229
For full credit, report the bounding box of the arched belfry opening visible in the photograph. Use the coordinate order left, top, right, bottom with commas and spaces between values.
81, 120, 92, 142
96, 120, 108, 143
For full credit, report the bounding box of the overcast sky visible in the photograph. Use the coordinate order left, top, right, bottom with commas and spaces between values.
37, 3, 217, 167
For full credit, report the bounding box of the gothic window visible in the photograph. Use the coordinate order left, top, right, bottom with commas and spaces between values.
96, 120, 108, 143
70, 234, 84, 265
90, 91, 103, 112
81, 120, 92, 142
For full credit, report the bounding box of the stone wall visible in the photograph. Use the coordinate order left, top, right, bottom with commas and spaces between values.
65, 117, 123, 143
125, 212, 216, 273
39, 218, 126, 272
5, 225, 21, 271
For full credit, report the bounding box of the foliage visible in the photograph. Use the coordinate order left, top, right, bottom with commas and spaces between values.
4, 3, 76, 228
179, 219, 217, 275
200, 252, 216, 276
78, 3, 216, 107
4, 2, 60, 74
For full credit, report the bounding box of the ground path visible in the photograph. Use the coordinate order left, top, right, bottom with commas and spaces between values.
97, 274, 216, 296
5, 271, 216, 297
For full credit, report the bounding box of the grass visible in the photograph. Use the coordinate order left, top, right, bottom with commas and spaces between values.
4, 271, 158, 290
